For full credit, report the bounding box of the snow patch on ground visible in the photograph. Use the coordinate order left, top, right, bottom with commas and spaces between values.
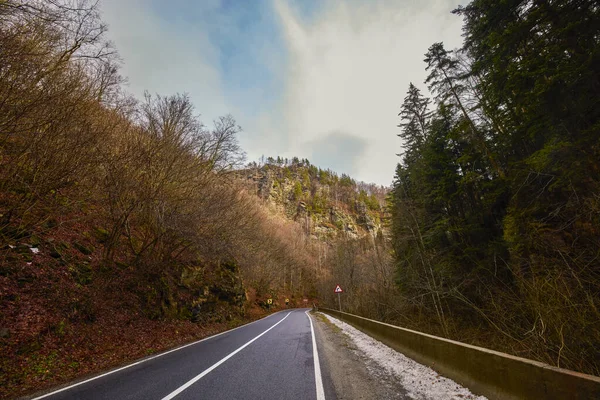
320, 313, 487, 400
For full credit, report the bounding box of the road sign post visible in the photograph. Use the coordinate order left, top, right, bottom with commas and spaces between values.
334, 284, 343, 311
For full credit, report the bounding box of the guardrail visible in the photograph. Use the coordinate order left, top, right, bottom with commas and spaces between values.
318, 308, 600, 400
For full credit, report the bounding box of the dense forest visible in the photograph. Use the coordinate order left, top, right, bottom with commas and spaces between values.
387, 0, 600, 375
1, 0, 599, 397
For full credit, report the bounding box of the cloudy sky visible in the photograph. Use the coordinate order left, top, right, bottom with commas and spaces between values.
99, 0, 464, 186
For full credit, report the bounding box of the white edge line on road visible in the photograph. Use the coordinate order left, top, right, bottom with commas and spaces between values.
306, 310, 326, 400
31, 311, 286, 400
161, 311, 292, 400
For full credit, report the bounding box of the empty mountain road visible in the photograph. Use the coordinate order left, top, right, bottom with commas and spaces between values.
28, 309, 330, 400
25, 309, 484, 400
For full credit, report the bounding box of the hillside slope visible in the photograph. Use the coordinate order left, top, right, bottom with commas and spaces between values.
0, 161, 388, 398
241, 160, 387, 241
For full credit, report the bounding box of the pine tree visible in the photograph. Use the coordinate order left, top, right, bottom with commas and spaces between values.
397, 83, 431, 160
425, 42, 504, 178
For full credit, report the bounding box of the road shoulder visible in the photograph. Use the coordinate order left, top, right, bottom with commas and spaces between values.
311, 311, 409, 400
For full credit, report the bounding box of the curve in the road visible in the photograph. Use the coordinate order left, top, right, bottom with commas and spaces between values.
30, 309, 325, 400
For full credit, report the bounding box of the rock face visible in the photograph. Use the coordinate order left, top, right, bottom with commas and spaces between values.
256, 170, 273, 200
355, 201, 377, 232
241, 164, 386, 241
179, 260, 246, 323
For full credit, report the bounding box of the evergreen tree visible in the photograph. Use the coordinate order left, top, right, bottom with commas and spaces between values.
397, 83, 431, 160
425, 42, 504, 177
391, 0, 600, 374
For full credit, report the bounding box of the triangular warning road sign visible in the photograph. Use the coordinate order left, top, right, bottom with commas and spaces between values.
334, 284, 343, 293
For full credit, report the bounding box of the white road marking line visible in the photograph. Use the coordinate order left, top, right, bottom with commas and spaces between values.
161, 311, 292, 400
31, 311, 285, 400
306, 310, 326, 400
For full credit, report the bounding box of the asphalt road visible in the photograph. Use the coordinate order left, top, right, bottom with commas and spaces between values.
31, 309, 327, 400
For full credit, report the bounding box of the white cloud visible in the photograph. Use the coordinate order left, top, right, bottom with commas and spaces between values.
99, 0, 464, 186
99, 0, 284, 168
268, 0, 464, 185
100, 0, 230, 121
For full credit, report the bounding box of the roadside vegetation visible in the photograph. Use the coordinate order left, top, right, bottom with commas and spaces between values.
322, 0, 600, 377
1, 0, 598, 397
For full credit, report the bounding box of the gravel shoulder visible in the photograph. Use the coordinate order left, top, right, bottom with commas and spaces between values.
314, 312, 487, 400
311, 311, 410, 400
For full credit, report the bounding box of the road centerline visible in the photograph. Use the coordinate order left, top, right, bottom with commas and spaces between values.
161, 311, 292, 400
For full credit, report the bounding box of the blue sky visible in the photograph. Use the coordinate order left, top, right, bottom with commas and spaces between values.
146, 0, 287, 110
100, 0, 464, 186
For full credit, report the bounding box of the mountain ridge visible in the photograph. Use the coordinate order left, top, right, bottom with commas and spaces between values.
239, 160, 389, 241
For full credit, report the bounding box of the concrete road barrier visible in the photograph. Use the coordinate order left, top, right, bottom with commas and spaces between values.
319, 308, 600, 400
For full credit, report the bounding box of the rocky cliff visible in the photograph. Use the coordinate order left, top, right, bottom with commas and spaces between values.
240, 161, 387, 241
